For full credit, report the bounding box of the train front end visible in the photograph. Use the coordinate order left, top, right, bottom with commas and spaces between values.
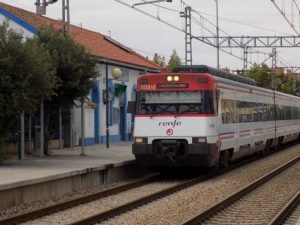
131, 72, 219, 168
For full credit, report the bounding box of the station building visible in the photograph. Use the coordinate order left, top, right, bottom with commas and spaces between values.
0, 2, 160, 147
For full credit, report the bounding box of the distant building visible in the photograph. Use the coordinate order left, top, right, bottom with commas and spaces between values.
221, 67, 230, 73
0, 3, 160, 147
275, 67, 300, 81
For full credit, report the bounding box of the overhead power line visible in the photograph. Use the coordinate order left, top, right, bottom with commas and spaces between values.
113, 0, 252, 65
271, 0, 300, 35
114, 0, 298, 68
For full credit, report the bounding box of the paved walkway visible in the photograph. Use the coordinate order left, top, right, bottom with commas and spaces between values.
0, 142, 134, 190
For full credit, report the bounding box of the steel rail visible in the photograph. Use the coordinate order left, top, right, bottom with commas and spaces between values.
181, 155, 300, 225
268, 190, 300, 225
0, 149, 271, 225
67, 153, 272, 225
68, 175, 211, 225
1, 145, 295, 225
0, 174, 160, 225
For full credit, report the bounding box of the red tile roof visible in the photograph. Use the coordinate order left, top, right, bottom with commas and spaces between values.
0, 2, 160, 71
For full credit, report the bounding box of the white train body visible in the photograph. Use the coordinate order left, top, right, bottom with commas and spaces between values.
131, 66, 300, 168
215, 75, 300, 159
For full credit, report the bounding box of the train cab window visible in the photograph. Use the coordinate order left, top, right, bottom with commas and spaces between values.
136, 90, 214, 115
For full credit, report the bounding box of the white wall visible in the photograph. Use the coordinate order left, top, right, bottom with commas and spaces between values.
98, 64, 140, 140
0, 15, 35, 39
73, 100, 95, 145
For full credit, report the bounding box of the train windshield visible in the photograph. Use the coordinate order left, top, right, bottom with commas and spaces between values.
136, 90, 214, 115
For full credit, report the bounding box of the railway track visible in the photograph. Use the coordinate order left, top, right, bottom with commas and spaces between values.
1, 147, 298, 225
0, 152, 258, 225
181, 155, 300, 225
269, 190, 300, 225
57, 156, 284, 225
0, 174, 161, 225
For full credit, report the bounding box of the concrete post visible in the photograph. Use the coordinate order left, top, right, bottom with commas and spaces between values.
40, 100, 44, 156
28, 116, 31, 153
59, 106, 62, 149
81, 97, 86, 156
20, 111, 25, 159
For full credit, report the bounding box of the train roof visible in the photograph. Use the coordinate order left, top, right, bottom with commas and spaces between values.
172, 65, 257, 86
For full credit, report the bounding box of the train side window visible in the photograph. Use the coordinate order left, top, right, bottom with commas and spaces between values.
253, 102, 258, 122
221, 99, 236, 124
229, 99, 236, 123
238, 101, 253, 123
221, 100, 227, 124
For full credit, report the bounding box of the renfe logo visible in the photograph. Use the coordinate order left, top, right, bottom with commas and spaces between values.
166, 129, 173, 136
158, 119, 182, 128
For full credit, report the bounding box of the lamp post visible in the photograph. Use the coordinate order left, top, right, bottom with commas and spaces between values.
105, 65, 122, 148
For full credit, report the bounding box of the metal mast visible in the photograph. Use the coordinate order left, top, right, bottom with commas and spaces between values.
62, 0, 70, 34
181, 6, 192, 65
243, 47, 248, 71
272, 47, 277, 139
272, 48, 277, 90
215, 0, 220, 69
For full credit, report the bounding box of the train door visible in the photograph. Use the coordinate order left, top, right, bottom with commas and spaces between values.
218, 89, 237, 154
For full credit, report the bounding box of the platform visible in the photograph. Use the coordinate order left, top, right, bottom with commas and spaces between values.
0, 142, 141, 210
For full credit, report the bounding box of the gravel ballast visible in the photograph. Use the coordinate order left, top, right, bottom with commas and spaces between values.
101, 146, 300, 225
1, 145, 299, 225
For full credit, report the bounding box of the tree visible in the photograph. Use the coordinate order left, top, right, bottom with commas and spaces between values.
153, 53, 166, 67
0, 21, 56, 161
167, 49, 181, 72
280, 77, 293, 94
36, 26, 97, 108
247, 63, 273, 89
35, 26, 97, 152
247, 63, 299, 95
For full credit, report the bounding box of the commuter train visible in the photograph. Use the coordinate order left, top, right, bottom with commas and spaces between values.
128, 65, 300, 168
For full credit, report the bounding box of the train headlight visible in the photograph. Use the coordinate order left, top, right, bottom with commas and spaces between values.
173, 75, 180, 81
166, 75, 180, 82
192, 137, 207, 144
134, 137, 147, 144
166, 76, 173, 82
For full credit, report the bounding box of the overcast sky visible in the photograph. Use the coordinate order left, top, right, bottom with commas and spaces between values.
2, 0, 300, 70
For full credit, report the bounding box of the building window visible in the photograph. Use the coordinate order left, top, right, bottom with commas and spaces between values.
113, 107, 120, 123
